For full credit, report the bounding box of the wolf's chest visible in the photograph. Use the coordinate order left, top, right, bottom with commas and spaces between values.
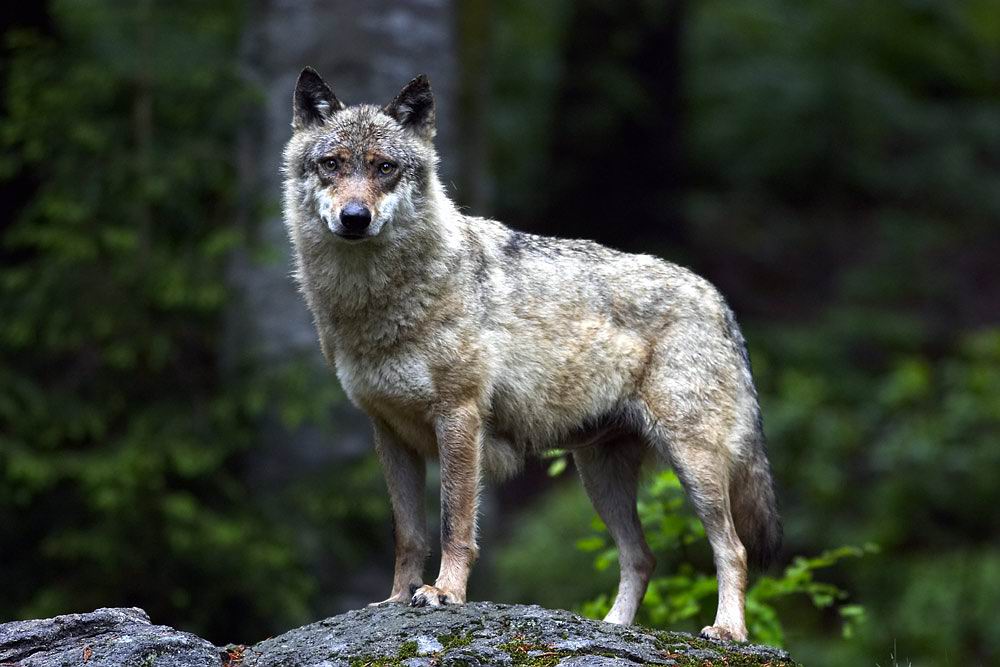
334, 346, 434, 407
333, 346, 440, 454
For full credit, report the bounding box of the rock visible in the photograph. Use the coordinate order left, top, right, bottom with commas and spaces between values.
0, 602, 798, 666
0, 607, 221, 667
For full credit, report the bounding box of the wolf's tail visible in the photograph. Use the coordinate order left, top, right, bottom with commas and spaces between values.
729, 418, 782, 570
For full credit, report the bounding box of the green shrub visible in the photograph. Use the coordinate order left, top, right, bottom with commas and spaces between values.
572, 467, 874, 647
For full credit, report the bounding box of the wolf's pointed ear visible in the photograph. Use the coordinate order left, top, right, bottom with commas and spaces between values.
292, 67, 345, 130
384, 75, 435, 141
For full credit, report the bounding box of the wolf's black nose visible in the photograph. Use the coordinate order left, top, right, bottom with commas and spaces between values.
340, 202, 372, 233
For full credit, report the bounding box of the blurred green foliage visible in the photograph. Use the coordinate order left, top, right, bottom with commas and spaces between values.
754, 331, 1000, 664
0, 0, 337, 642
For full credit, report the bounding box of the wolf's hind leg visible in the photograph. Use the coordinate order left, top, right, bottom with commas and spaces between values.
574, 437, 655, 626
639, 321, 753, 641
660, 437, 748, 641
371, 420, 428, 605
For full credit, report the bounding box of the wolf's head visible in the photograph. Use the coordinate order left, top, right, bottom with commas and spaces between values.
284, 67, 438, 244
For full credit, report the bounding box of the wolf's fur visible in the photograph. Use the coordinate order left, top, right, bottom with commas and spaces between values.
282, 68, 781, 641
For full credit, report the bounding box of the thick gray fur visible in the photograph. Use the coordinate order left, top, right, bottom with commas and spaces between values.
282, 68, 781, 642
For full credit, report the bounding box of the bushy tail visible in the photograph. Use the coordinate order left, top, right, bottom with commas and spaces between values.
730, 422, 782, 570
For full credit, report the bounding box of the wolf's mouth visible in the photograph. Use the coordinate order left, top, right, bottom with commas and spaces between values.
334, 230, 367, 241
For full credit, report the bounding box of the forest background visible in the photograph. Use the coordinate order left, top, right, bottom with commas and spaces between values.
1, 2, 998, 666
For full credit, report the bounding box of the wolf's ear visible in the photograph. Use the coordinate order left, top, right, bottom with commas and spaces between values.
384, 75, 435, 141
292, 67, 345, 130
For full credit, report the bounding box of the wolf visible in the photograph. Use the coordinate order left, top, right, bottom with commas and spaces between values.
282, 67, 781, 642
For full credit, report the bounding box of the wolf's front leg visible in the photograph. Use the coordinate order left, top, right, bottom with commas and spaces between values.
371, 421, 429, 606
411, 405, 481, 607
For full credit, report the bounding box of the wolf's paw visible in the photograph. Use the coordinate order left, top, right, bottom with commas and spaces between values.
409, 584, 463, 607
369, 583, 422, 607
699, 625, 746, 642
601, 608, 636, 625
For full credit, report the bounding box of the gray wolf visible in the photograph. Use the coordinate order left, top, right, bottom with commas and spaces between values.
282, 67, 781, 642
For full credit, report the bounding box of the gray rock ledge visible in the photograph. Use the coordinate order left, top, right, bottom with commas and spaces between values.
0, 602, 797, 667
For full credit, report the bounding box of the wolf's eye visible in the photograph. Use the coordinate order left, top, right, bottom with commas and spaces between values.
378, 161, 396, 175
320, 158, 338, 172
